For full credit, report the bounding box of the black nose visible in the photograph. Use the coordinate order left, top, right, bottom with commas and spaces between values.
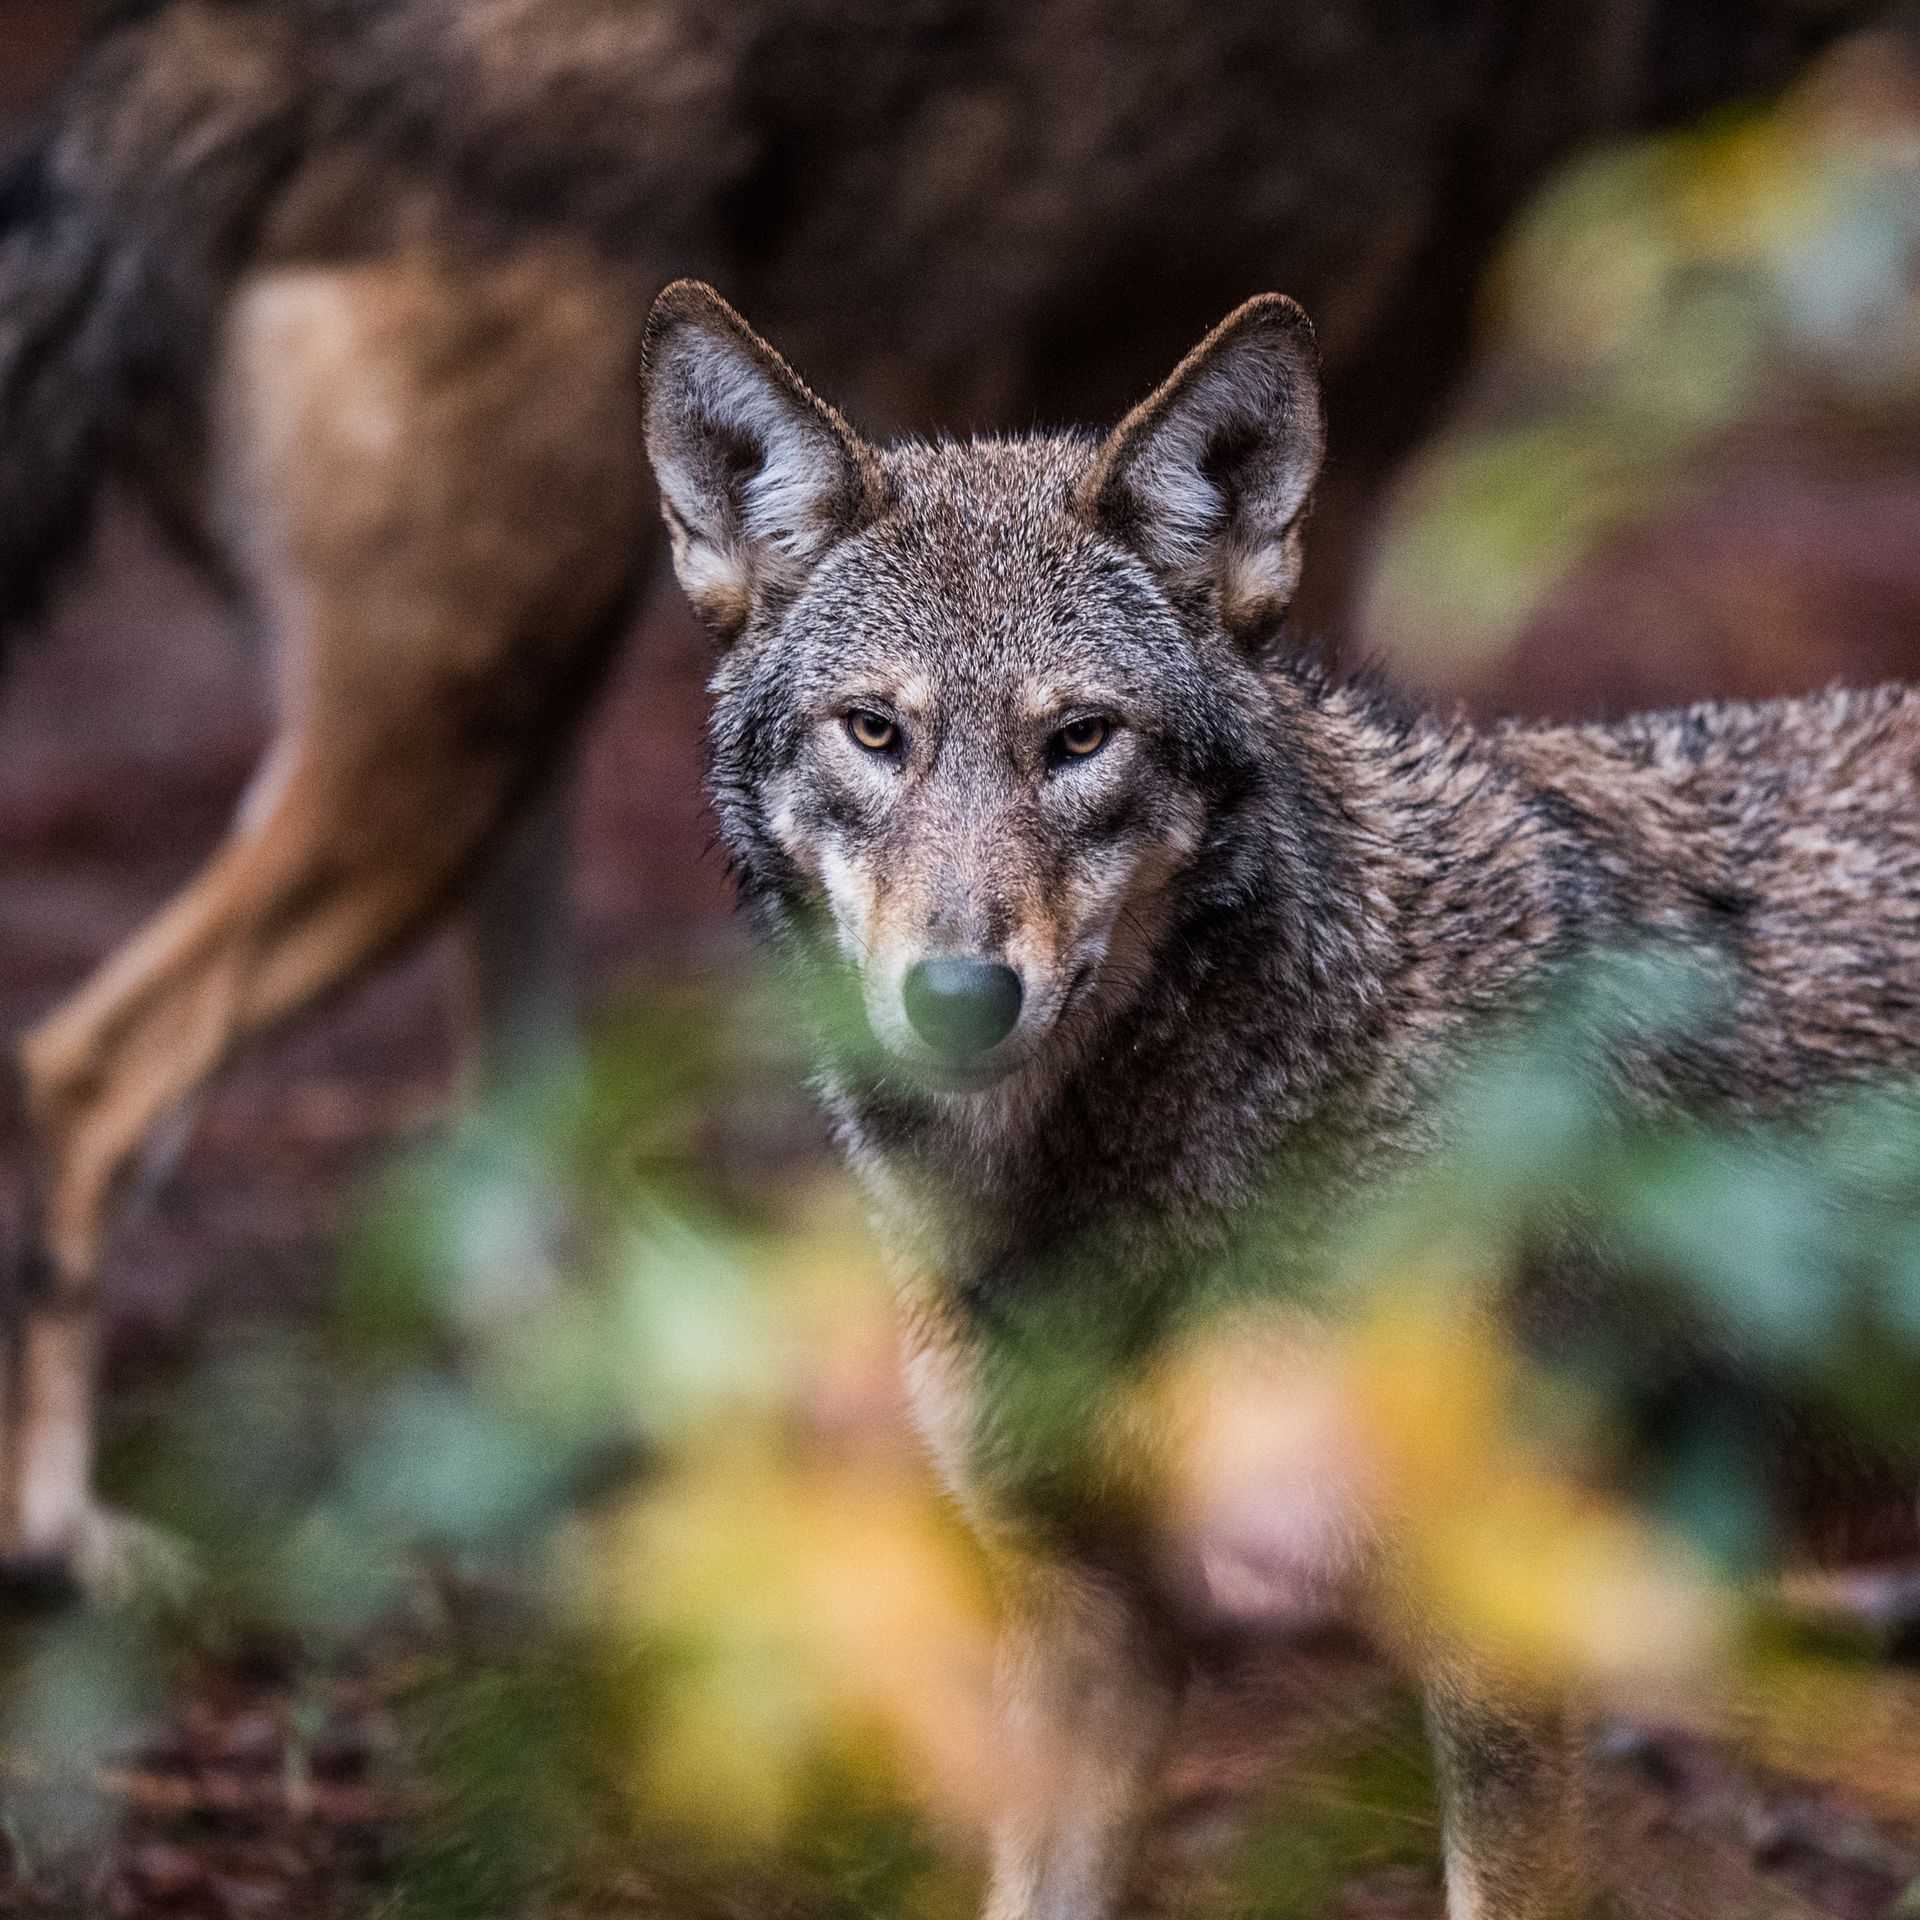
902, 957, 1023, 1063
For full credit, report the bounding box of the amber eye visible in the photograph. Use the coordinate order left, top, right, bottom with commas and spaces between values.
847, 709, 900, 754
1050, 715, 1111, 762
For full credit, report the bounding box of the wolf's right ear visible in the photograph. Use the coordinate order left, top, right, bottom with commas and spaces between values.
642, 282, 882, 642
1078, 295, 1324, 651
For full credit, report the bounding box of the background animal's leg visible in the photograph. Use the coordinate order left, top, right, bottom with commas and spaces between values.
5, 710, 554, 1581
1, 247, 644, 1589
1424, 1665, 1589, 1920
455, 750, 579, 1090
982, 1560, 1184, 1920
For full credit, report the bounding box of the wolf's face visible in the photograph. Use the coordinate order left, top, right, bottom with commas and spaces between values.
643, 283, 1323, 1095
704, 439, 1232, 1090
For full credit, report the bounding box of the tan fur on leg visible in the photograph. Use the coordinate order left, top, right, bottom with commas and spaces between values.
982, 1561, 1184, 1920
2, 248, 646, 1582
1425, 1665, 1589, 1920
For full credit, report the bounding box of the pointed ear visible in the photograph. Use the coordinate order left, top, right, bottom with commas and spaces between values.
642, 281, 883, 641
1077, 295, 1324, 651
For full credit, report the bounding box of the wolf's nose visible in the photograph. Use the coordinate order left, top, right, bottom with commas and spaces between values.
903, 958, 1023, 1063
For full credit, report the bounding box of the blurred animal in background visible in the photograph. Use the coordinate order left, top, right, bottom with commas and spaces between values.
643, 277, 1920, 1920
0, 0, 1887, 1596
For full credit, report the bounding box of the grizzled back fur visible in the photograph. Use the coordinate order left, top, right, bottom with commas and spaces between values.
0, 1, 304, 637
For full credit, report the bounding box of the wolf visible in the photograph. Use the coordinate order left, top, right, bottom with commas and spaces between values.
0, 0, 1880, 1591
641, 278, 1920, 1920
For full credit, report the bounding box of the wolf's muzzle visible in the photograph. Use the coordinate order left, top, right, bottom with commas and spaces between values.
902, 957, 1023, 1063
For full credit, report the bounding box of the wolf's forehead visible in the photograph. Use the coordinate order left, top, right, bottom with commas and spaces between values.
806, 434, 1155, 674
880, 433, 1093, 512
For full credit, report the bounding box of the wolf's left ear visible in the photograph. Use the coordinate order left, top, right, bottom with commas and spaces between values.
642, 281, 883, 641
1078, 295, 1324, 650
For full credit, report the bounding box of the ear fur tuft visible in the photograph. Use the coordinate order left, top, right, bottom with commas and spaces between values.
641, 281, 882, 641
1078, 294, 1324, 650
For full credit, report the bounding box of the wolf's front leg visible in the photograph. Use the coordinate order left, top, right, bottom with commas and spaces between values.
983, 1557, 1185, 1920
1424, 1663, 1589, 1920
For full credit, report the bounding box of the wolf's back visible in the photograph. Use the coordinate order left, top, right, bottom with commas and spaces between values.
0, 0, 304, 644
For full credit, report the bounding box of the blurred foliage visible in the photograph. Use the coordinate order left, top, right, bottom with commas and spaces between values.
1361, 32, 1920, 677
5, 936, 1920, 1913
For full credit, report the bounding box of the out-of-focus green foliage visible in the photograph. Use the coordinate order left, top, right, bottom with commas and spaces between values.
7, 933, 1920, 1913
1361, 33, 1920, 677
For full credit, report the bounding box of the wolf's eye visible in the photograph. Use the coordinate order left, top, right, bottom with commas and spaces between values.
1049, 716, 1111, 764
847, 710, 900, 754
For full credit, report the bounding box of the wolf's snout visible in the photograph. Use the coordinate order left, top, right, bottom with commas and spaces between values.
902, 958, 1023, 1062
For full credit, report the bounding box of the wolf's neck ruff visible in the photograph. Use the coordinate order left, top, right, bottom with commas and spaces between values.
808, 677, 1759, 1302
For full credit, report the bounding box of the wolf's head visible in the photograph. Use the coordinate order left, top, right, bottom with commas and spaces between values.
642, 282, 1324, 1097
